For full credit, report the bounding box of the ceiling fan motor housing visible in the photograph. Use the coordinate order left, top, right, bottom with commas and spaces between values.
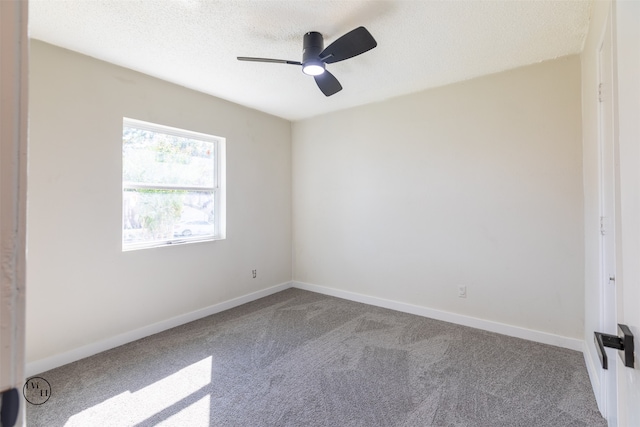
303, 31, 324, 68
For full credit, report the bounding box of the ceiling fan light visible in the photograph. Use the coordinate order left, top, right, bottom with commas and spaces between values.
302, 63, 325, 76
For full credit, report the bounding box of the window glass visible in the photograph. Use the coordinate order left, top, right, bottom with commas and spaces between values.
122, 118, 223, 250
123, 126, 214, 187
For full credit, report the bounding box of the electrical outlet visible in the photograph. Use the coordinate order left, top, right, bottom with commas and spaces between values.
252, 269, 257, 279
458, 285, 467, 298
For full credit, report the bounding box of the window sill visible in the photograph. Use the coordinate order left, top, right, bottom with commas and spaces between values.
122, 236, 225, 252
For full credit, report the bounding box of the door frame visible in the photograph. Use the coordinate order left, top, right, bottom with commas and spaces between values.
596, 2, 619, 424
0, 0, 28, 425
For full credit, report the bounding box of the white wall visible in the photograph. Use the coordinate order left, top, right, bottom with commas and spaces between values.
293, 56, 584, 340
27, 41, 292, 364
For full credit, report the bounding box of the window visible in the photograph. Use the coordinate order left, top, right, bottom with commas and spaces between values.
122, 118, 225, 250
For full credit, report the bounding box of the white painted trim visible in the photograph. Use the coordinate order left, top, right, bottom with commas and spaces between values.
26, 282, 293, 377
584, 340, 605, 414
293, 281, 584, 351
1, 1, 28, 425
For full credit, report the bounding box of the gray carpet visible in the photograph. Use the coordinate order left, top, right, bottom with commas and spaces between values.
27, 288, 606, 426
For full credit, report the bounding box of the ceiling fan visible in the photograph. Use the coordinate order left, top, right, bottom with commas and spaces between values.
238, 26, 377, 97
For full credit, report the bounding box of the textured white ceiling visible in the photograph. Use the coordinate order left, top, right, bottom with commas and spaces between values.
29, 0, 592, 121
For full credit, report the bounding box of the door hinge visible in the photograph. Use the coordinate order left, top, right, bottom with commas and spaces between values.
598, 82, 604, 102
600, 216, 606, 235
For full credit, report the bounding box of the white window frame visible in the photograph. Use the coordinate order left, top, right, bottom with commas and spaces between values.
122, 117, 226, 251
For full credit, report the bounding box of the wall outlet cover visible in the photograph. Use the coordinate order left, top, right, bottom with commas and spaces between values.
458, 286, 467, 298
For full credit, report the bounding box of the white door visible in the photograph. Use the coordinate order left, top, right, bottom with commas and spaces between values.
612, 0, 640, 425
597, 6, 617, 425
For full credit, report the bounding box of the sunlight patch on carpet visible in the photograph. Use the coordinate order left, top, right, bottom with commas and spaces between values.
65, 356, 212, 426
156, 394, 210, 427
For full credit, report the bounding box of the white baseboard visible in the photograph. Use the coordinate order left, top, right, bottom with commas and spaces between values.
26, 281, 293, 377
293, 281, 584, 352
28, 280, 587, 377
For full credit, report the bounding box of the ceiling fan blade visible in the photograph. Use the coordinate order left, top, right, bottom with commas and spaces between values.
320, 26, 377, 64
314, 70, 342, 96
237, 57, 302, 66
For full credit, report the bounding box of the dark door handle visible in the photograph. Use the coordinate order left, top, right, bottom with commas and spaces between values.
0, 387, 19, 427
594, 324, 635, 369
